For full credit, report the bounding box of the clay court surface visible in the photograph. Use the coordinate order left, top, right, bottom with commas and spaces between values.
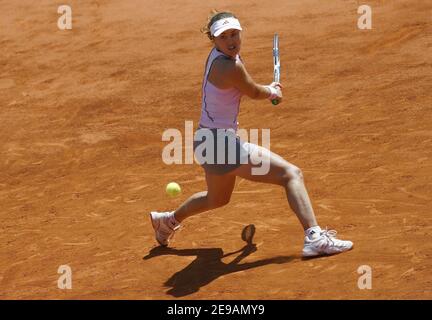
1, 0, 431, 299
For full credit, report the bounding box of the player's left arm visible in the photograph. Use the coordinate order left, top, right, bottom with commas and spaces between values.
226, 60, 282, 101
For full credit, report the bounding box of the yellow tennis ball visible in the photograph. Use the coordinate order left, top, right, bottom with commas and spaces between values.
166, 182, 181, 197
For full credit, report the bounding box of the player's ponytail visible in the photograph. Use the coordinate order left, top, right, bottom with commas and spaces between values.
201, 10, 238, 40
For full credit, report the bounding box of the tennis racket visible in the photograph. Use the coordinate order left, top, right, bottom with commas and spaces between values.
272, 33, 280, 105
241, 224, 256, 244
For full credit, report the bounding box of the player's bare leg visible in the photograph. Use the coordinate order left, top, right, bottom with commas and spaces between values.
230, 145, 317, 230
230, 145, 353, 257
174, 171, 236, 222
150, 172, 235, 246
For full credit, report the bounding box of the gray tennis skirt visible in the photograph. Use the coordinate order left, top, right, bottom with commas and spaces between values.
193, 126, 257, 175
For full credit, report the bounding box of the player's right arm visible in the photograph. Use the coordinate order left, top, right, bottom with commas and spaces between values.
226, 60, 283, 101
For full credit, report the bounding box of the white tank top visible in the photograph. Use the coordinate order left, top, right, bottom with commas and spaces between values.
199, 47, 243, 131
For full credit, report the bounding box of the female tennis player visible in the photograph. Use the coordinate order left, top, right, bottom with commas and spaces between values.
150, 11, 353, 257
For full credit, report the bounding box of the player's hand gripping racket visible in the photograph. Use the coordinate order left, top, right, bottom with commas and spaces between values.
272, 33, 280, 105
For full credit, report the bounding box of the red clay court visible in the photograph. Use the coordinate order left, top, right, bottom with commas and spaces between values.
0, 0, 431, 299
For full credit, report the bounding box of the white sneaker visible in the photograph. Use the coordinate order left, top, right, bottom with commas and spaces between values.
149, 211, 180, 246
302, 228, 353, 257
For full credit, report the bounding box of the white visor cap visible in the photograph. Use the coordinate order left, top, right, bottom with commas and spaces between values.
210, 17, 242, 37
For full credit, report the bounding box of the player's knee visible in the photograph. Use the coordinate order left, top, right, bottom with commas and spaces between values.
281, 166, 303, 184
208, 195, 231, 209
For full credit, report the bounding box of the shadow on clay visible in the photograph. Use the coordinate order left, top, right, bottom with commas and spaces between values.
143, 224, 295, 297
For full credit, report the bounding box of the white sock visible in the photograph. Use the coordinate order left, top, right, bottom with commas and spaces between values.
305, 226, 322, 240
167, 211, 180, 228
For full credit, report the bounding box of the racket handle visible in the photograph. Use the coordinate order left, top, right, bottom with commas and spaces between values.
272, 99, 279, 105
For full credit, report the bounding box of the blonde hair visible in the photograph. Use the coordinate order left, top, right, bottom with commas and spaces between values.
201, 10, 238, 40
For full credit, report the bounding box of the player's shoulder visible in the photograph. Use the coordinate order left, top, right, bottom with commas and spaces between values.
214, 55, 244, 76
